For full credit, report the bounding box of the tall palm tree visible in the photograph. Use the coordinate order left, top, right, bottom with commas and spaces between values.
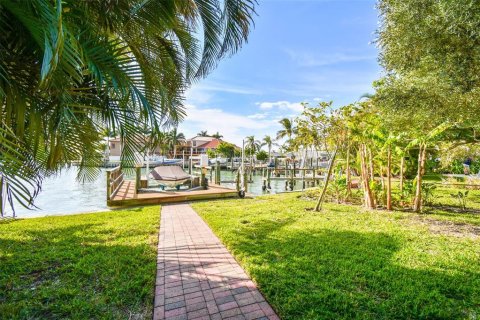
277, 118, 295, 141
261, 135, 278, 162
169, 129, 186, 158
245, 135, 261, 167
0, 0, 256, 214
277, 118, 296, 153
211, 131, 223, 139
197, 131, 209, 137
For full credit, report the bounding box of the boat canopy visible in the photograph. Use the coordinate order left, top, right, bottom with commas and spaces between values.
149, 165, 190, 182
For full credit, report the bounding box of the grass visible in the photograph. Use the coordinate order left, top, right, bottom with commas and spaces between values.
192, 194, 480, 320
0, 206, 160, 320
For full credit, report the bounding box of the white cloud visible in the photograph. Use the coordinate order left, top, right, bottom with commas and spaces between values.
256, 101, 304, 112
247, 113, 269, 119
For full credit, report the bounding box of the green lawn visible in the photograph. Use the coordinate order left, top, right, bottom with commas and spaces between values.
192, 194, 480, 320
0, 206, 160, 319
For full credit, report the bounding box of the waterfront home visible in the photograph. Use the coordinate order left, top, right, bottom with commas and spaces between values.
106, 135, 232, 159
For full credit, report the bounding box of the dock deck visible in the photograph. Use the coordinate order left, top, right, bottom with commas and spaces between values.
107, 180, 238, 207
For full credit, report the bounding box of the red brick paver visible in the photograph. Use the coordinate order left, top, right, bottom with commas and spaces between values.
154, 203, 279, 320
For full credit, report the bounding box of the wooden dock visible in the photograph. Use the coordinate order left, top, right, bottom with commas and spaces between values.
107, 180, 238, 207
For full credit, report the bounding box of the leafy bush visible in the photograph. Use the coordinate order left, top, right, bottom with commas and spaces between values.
255, 150, 269, 161
422, 182, 437, 206
450, 190, 469, 211
328, 177, 348, 203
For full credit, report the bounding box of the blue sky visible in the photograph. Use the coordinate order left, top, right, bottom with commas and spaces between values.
179, 0, 381, 145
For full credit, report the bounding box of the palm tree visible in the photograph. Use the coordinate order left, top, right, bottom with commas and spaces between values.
261, 135, 278, 162
0, 0, 256, 214
197, 131, 209, 137
277, 118, 295, 141
245, 135, 261, 167
277, 118, 296, 154
211, 132, 223, 139
169, 129, 186, 158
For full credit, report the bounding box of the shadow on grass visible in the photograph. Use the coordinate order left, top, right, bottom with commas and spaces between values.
227, 220, 480, 320
0, 213, 158, 319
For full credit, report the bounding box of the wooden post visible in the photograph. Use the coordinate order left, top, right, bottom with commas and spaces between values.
302, 169, 305, 190
201, 170, 207, 190
243, 171, 248, 192
107, 170, 112, 200
290, 169, 294, 191
267, 168, 271, 189
135, 166, 141, 195
215, 161, 221, 185
236, 170, 240, 191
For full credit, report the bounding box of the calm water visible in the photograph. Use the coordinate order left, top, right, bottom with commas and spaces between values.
7, 168, 108, 218
6, 168, 304, 218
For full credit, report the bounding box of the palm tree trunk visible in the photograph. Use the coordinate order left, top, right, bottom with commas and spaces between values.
360, 144, 375, 209
413, 144, 427, 212
314, 148, 337, 211
346, 145, 351, 199
387, 145, 392, 211
368, 147, 374, 181
399, 156, 404, 194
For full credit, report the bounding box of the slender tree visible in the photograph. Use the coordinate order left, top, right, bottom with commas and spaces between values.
261, 135, 277, 162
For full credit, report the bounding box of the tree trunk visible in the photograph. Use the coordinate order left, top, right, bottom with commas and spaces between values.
386, 145, 392, 211
346, 145, 351, 199
314, 148, 338, 211
360, 144, 375, 209
399, 156, 405, 196
413, 144, 427, 212
368, 148, 374, 181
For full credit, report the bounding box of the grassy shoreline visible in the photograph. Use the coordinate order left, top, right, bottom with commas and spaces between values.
0, 206, 160, 319
192, 194, 480, 320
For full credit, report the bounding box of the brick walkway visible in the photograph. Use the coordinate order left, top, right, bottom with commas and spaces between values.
154, 203, 279, 320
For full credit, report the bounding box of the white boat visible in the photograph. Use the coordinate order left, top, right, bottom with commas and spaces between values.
146, 156, 182, 166
209, 157, 228, 165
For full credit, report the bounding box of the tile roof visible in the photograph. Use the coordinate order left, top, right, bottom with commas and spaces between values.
196, 139, 221, 149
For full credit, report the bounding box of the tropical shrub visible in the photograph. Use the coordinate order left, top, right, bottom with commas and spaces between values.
0, 0, 256, 213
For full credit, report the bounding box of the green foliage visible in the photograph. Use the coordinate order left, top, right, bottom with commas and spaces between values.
450, 190, 469, 211
0, 0, 256, 212
328, 177, 348, 203
206, 149, 216, 158
0, 206, 160, 318
245, 136, 261, 157
422, 182, 437, 206
216, 141, 237, 158
255, 150, 268, 161
192, 194, 480, 319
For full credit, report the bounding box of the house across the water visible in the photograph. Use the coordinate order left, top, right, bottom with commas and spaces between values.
106, 135, 229, 159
